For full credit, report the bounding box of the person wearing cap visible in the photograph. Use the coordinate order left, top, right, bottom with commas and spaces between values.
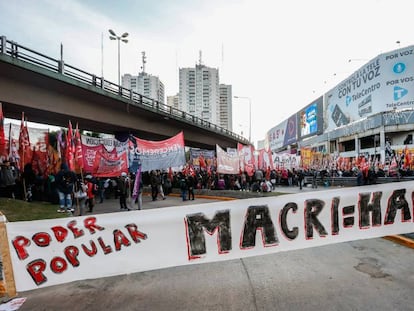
118, 172, 130, 211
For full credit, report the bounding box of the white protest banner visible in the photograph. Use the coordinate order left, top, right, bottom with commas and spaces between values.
216, 144, 239, 174
6, 181, 414, 292
132, 131, 186, 172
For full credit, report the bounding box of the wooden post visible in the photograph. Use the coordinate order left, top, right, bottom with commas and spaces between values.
0, 214, 17, 298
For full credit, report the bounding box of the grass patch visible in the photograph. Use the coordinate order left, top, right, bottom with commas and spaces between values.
0, 198, 68, 222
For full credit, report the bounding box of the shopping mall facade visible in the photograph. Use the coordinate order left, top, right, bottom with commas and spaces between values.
265, 44, 414, 170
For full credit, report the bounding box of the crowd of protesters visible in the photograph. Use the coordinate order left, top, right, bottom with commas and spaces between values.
0, 154, 412, 215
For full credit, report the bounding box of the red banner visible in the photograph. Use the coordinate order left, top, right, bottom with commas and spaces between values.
92, 148, 128, 177
82, 145, 103, 173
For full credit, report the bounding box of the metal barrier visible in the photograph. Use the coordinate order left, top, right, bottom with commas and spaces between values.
0, 35, 248, 144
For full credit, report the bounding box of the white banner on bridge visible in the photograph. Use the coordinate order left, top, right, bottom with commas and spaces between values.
6, 182, 414, 291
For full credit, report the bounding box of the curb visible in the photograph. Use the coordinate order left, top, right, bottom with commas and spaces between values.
383, 235, 414, 249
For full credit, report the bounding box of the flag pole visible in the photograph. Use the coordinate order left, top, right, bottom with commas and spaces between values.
21, 113, 27, 201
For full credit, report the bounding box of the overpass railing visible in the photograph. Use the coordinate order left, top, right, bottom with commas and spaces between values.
0, 36, 248, 144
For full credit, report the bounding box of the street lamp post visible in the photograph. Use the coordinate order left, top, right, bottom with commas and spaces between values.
234, 96, 252, 143
108, 29, 129, 87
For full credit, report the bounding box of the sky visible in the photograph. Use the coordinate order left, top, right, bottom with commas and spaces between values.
1, 0, 414, 144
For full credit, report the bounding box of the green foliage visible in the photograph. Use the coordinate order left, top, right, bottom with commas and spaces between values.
0, 198, 68, 222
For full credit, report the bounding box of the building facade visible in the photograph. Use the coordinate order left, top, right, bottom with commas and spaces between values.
122, 72, 165, 105
265, 44, 414, 172
179, 64, 220, 125
219, 84, 233, 131
167, 94, 179, 110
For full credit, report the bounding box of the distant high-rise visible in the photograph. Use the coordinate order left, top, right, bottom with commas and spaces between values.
122, 72, 165, 105
219, 84, 232, 131
179, 63, 219, 125
167, 94, 179, 110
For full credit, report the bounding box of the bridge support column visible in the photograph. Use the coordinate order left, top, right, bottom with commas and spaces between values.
354, 135, 359, 157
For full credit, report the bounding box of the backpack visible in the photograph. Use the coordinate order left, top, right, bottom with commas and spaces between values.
261, 182, 268, 192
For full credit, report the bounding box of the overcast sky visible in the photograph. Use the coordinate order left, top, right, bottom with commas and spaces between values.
1, 0, 413, 143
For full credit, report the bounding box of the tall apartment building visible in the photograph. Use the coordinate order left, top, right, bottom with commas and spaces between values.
179, 64, 220, 125
167, 94, 179, 110
122, 72, 165, 105
219, 84, 232, 131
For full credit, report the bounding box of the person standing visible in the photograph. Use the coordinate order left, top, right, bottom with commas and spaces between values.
85, 175, 96, 213
118, 172, 130, 211
55, 163, 76, 214
0, 159, 17, 199
74, 179, 87, 216
312, 169, 318, 189
132, 171, 143, 210
298, 170, 304, 190
179, 173, 188, 201
21, 163, 36, 201
156, 170, 166, 200
97, 177, 105, 203
187, 174, 195, 200
240, 172, 247, 191
150, 170, 159, 201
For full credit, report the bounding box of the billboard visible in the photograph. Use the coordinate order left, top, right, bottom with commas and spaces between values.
265, 114, 297, 152
325, 45, 414, 131
298, 96, 323, 138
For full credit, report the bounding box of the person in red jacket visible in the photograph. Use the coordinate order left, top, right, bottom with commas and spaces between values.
85, 175, 96, 213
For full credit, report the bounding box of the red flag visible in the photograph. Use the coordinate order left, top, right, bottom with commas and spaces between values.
19, 112, 31, 169
189, 165, 195, 177
74, 123, 84, 170
207, 165, 212, 177
65, 120, 75, 170
0, 103, 6, 159
404, 146, 411, 169
199, 154, 206, 169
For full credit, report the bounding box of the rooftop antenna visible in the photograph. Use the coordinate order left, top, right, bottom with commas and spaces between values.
199, 50, 202, 65
141, 51, 147, 73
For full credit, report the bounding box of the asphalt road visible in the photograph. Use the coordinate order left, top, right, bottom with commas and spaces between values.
9, 187, 414, 311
